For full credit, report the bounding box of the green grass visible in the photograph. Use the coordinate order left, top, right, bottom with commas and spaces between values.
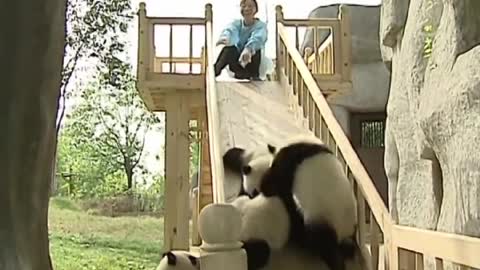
48, 197, 164, 270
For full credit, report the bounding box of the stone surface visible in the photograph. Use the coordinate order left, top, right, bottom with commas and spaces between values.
329, 62, 390, 113
381, 0, 480, 239
301, 4, 382, 64
0, 0, 66, 269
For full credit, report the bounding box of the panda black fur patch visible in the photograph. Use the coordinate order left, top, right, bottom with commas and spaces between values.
187, 255, 198, 266
242, 239, 271, 270
222, 147, 246, 174
162, 251, 177, 265
260, 142, 332, 197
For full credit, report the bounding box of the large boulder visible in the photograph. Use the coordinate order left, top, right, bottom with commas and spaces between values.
381, 0, 480, 241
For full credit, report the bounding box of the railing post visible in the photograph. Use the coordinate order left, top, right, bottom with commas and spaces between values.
199, 204, 247, 270
275, 5, 284, 78
204, 3, 213, 74
205, 3, 212, 22
137, 2, 148, 82
338, 4, 352, 82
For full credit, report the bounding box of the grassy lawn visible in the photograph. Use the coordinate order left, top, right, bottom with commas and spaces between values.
48, 197, 164, 270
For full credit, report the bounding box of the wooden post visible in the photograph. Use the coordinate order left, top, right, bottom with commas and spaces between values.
205, 3, 212, 22
164, 93, 191, 251
191, 187, 201, 246
137, 2, 150, 79
338, 4, 352, 82
199, 203, 247, 270
275, 5, 284, 79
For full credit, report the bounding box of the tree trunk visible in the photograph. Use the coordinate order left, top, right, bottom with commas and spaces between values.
126, 168, 134, 190
0, 0, 67, 269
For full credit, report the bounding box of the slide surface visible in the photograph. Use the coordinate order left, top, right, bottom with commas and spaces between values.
214, 80, 312, 201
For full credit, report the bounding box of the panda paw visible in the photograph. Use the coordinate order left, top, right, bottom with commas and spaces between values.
242, 239, 271, 270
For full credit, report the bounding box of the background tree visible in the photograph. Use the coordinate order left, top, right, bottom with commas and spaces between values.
52, 0, 134, 194
58, 0, 133, 131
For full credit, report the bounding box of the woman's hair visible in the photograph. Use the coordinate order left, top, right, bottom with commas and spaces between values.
240, 0, 258, 11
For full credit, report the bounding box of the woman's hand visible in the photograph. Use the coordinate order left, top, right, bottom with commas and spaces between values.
239, 48, 252, 67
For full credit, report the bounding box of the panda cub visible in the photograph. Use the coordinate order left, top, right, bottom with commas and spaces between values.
157, 251, 199, 270
260, 135, 359, 270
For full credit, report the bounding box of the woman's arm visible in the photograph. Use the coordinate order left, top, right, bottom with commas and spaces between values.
244, 21, 268, 53
218, 19, 241, 46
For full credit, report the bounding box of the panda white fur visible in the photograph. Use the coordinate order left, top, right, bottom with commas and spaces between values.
259, 134, 359, 270
239, 194, 291, 250
222, 144, 276, 199
241, 152, 275, 197
236, 194, 369, 270
236, 193, 307, 270
157, 251, 199, 270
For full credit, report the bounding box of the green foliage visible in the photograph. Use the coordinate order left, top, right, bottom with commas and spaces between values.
56, 118, 125, 198
58, 0, 134, 130
49, 198, 163, 269
56, 63, 160, 197
423, 24, 434, 58
423, 0, 435, 59
91, 59, 161, 190
189, 121, 201, 178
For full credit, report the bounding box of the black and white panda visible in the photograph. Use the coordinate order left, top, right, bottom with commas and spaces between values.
259, 135, 359, 270
157, 251, 199, 270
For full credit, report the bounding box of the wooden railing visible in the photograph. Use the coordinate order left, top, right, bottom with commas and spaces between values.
137, 3, 206, 78
276, 5, 351, 87
155, 51, 204, 73
203, 4, 225, 204
275, 5, 480, 270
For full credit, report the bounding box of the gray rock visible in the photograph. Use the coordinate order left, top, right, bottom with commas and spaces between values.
381, 0, 480, 244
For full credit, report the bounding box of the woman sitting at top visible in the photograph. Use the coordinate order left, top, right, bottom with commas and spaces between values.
214, 0, 268, 80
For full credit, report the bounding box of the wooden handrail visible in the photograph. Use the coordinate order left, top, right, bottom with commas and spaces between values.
306, 34, 333, 65
393, 225, 480, 269
148, 17, 206, 25
204, 4, 225, 203
282, 18, 338, 28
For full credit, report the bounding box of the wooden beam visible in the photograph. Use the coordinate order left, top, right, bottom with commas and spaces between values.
164, 93, 191, 251
145, 73, 205, 90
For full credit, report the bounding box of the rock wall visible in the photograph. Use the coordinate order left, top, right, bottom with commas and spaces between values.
381, 0, 480, 239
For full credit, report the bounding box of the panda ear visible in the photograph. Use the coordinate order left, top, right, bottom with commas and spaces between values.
242, 165, 252, 175
267, 144, 276, 154
162, 251, 177, 265
188, 255, 198, 266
